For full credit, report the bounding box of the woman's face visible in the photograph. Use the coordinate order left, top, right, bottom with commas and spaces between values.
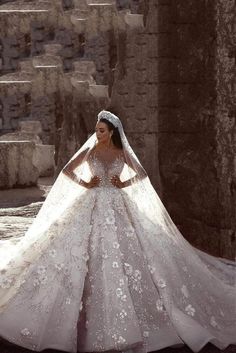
95, 122, 112, 144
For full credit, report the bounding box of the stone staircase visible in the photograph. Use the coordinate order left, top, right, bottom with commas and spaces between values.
0, 0, 144, 152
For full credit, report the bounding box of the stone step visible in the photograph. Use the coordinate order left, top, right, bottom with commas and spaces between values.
19, 120, 42, 134
0, 1, 51, 13
32, 54, 63, 68
86, 0, 115, 5
73, 0, 88, 10
70, 78, 89, 94
19, 59, 35, 73
0, 73, 32, 95
124, 13, 144, 28
71, 8, 89, 18
71, 71, 96, 84
73, 60, 96, 75
70, 14, 87, 32
89, 84, 109, 98
0, 132, 42, 144
44, 43, 63, 55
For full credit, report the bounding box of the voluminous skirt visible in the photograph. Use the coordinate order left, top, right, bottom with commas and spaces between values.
0, 186, 235, 353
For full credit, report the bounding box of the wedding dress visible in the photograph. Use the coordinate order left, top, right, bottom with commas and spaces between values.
0, 111, 235, 353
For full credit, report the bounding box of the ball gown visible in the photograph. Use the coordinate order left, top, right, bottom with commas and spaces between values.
0, 152, 235, 353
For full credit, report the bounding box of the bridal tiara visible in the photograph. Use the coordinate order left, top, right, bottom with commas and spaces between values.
97, 110, 121, 128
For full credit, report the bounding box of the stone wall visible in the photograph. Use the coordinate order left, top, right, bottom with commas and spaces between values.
214, 0, 235, 258
155, 0, 221, 255
150, 0, 235, 258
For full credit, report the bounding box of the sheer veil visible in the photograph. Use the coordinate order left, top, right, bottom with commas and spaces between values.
0, 110, 235, 312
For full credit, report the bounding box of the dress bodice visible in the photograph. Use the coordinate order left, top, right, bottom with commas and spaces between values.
88, 153, 125, 187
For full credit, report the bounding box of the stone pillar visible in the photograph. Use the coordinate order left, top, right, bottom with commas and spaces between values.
214, 0, 236, 259
155, 0, 235, 259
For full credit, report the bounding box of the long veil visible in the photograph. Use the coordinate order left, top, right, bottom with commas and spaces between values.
0, 110, 235, 327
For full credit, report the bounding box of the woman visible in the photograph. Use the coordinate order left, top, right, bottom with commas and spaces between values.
0, 110, 235, 353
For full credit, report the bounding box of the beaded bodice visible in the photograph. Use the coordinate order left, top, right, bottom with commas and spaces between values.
88, 153, 125, 187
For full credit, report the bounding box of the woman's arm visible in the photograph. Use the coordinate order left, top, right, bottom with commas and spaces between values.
111, 151, 147, 188
62, 148, 89, 185
62, 148, 100, 189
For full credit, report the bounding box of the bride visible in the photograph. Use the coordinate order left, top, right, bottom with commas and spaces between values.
0, 110, 235, 353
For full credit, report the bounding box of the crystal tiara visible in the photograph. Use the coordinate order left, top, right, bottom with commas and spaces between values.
97, 110, 120, 128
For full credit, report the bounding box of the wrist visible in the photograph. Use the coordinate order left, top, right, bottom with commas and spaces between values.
78, 179, 88, 188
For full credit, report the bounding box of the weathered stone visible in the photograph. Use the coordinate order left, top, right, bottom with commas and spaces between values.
19, 120, 42, 134
33, 144, 55, 177
0, 141, 39, 189
0, 132, 42, 143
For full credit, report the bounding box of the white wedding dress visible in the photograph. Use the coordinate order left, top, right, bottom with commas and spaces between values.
0, 151, 235, 353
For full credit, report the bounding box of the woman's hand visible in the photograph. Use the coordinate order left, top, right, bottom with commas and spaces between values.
110, 175, 124, 188
84, 176, 101, 189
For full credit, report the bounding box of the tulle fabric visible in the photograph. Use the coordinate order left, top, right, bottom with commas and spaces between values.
0, 110, 235, 353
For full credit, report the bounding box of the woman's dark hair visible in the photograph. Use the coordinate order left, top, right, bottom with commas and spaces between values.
99, 118, 123, 149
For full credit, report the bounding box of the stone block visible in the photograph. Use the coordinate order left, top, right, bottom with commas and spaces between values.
0, 141, 39, 189
19, 120, 42, 134
73, 60, 96, 75
156, 33, 172, 57
147, 35, 158, 58
89, 84, 109, 98
0, 132, 42, 144
33, 144, 55, 177
44, 43, 62, 55
124, 13, 144, 29
171, 0, 214, 24
145, 10, 158, 33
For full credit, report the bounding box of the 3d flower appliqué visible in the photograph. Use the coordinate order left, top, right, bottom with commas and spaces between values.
55, 263, 65, 271
112, 261, 119, 268
143, 331, 149, 338
37, 265, 46, 275
134, 269, 142, 280
0, 276, 13, 289
124, 263, 133, 275
117, 335, 126, 344
20, 328, 31, 337
148, 265, 156, 274
105, 210, 115, 225
210, 316, 219, 328
157, 279, 166, 288
49, 249, 57, 258
113, 241, 120, 249
181, 285, 189, 298
65, 297, 71, 305
185, 304, 196, 316
116, 288, 123, 297
156, 299, 164, 311
119, 309, 127, 319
